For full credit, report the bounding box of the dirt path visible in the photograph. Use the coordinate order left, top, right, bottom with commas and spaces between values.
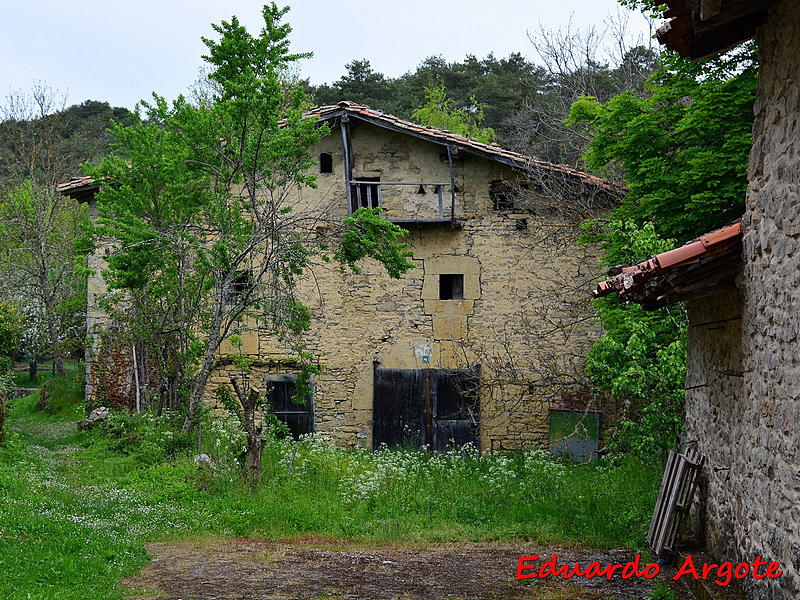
123, 538, 693, 600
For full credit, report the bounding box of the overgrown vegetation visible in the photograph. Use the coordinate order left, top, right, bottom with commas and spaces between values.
88, 5, 414, 445
0, 391, 660, 599
570, 42, 756, 464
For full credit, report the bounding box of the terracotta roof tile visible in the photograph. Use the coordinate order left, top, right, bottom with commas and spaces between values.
61, 101, 623, 196
594, 219, 743, 303
303, 101, 623, 194
56, 176, 96, 193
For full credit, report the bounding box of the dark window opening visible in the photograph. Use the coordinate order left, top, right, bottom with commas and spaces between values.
490, 180, 515, 212
320, 152, 333, 173
417, 184, 426, 195
350, 176, 381, 212
226, 270, 253, 305
439, 273, 464, 300
266, 376, 314, 439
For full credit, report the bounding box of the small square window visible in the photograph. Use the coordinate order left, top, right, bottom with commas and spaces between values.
439, 274, 464, 300
490, 180, 515, 212
320, 152, 333, 173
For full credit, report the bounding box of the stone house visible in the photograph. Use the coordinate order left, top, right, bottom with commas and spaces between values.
597, 1, 800, 597
59, 101, 619, 452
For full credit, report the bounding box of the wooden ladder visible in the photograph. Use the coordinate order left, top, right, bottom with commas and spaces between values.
647, 446, 705, 557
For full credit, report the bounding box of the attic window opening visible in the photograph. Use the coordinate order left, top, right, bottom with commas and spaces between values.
350, 176, 381, 212
319, 152, 333, 173
439, 274, 464, 300
490, 180, 515, 212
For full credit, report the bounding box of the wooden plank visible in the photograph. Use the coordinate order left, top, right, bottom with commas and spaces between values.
648, 450, 677, 547
340, 117, 353, 214
351, 180, 450, 186
648, 447, 705, 557
447, 145, 456, 221
655, 455, 686, 554
437, 185, 443, 219
700, 0, 722, 21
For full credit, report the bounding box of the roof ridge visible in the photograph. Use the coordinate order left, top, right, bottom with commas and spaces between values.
301, 101, 623, 193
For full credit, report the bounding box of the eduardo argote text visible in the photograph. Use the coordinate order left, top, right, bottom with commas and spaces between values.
516, 553, 783, 587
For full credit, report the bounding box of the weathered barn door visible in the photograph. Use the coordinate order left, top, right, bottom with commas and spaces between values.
373, 368, 479, 451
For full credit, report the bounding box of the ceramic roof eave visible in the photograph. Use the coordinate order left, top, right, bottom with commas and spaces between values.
593, 219, 743, 309
59, 101, 624, 199
308, 102, 624, 195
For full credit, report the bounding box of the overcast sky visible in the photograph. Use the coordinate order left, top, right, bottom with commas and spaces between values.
1, 0, 654, 111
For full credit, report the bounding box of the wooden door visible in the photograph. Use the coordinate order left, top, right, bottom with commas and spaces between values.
373, 368, 479, 451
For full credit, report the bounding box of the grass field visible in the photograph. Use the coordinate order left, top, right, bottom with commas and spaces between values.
12, 360, 81, 387
0, 377, 661, 599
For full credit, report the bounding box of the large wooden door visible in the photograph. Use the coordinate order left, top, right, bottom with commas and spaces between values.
373, 368, 479, 451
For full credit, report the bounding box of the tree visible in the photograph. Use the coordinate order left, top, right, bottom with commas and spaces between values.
568, 43, 756, 466
411, 84, 495, 143
0, 300, 23, 445
568, 45, 756, 241
0, 85, 91, 378
89, 4, 414, 471
506, 14, 658, 167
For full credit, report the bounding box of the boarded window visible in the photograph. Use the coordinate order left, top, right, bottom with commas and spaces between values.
373, 368, 479, 452
225, 270, 252, 306
350, 177, 381, 212
439, 274, 464, 300
490, 180, 515, 212
320, 152, 333, 173
265, 375, 314, 439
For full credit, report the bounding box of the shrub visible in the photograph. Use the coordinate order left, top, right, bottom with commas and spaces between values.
103, 411, 195, 464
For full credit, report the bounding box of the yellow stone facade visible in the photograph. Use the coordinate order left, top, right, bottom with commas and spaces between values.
202, 118, 607, 451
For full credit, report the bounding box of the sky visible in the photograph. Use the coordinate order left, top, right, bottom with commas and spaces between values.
0, 0, 655, 111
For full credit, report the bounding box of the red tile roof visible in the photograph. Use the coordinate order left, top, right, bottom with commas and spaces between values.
56, 176, 96, 193
308, 102, 622, 194
593, 219, 743, 308
656, 0, 775, 60
59, 101, 623, 197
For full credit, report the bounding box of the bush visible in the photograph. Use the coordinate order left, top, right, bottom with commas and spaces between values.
37, 370, 84, 415
102, 411, 195, 464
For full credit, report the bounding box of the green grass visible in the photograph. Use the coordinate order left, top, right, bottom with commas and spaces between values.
12, 360, 81, 388
0, 388, 661, 599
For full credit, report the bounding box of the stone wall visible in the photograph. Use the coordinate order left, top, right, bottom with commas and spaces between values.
82, 117, 605, 451
685, 292, 745, 562
709, 0, 800, 596
205, 120, 604, 450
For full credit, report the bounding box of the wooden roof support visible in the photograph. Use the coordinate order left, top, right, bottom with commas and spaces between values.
447, 144, 456, 224
340, 115, 353, 214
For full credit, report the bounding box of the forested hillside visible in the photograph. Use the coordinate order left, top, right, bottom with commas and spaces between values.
306, 44, 658, 167
0, 99, 134, 181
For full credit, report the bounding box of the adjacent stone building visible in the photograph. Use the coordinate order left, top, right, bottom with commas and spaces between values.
597, 1, 800, 596
60, 102, 619, 452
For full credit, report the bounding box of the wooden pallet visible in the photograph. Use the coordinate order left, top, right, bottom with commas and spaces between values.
648, 446, 705, 557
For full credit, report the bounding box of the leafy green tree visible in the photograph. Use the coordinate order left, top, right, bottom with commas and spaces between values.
571, 45, 756, 466
0, 300, 22, 444
310, 53, 545, 143
568, 46, 756, 242
583, 222, 687, 467
0, 86, 91, 377
89, 4, 414, 474
411, 84, 495, 143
